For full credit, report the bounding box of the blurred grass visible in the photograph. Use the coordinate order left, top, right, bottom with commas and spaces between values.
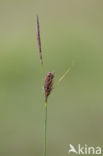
0, 0, 103, 156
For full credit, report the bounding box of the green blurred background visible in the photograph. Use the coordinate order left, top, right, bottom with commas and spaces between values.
0, 0, 103, 156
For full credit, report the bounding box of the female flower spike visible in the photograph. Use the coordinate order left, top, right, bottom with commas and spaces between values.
44, 72, 54, 102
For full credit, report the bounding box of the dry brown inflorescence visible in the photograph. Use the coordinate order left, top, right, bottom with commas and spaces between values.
44, 72, 54, 102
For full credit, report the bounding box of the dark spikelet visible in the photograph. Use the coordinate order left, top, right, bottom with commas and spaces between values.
44, 72, 54, 102
36, 15, 43, 64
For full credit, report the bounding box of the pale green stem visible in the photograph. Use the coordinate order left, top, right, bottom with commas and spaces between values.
44, 102, 47, 156
53, 66, 71, 89
40, 63, 44, 78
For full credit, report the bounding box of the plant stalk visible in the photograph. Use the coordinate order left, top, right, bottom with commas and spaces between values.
44, 102, 47, 156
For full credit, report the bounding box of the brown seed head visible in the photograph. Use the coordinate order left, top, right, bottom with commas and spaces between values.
44, 72, 54, 102
36, 15, 43, 64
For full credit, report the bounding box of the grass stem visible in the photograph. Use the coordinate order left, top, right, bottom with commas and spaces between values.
44, 101, 48, 156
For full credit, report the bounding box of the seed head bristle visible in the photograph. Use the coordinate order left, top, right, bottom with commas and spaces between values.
44, 72, 54, 102
36, 15, 43, 64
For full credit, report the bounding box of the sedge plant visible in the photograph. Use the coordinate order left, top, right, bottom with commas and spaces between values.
36, 16, 71, 156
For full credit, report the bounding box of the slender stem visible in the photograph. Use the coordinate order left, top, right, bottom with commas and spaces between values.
53, 66, 71, 89
44, 102, 47, 156
40, 63, 44, 79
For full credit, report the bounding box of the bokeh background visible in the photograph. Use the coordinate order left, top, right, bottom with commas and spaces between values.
0, 0, 103, 156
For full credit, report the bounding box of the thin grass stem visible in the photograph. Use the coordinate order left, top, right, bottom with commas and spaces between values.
54, 66, 71, 89
44, 101, 48, 156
